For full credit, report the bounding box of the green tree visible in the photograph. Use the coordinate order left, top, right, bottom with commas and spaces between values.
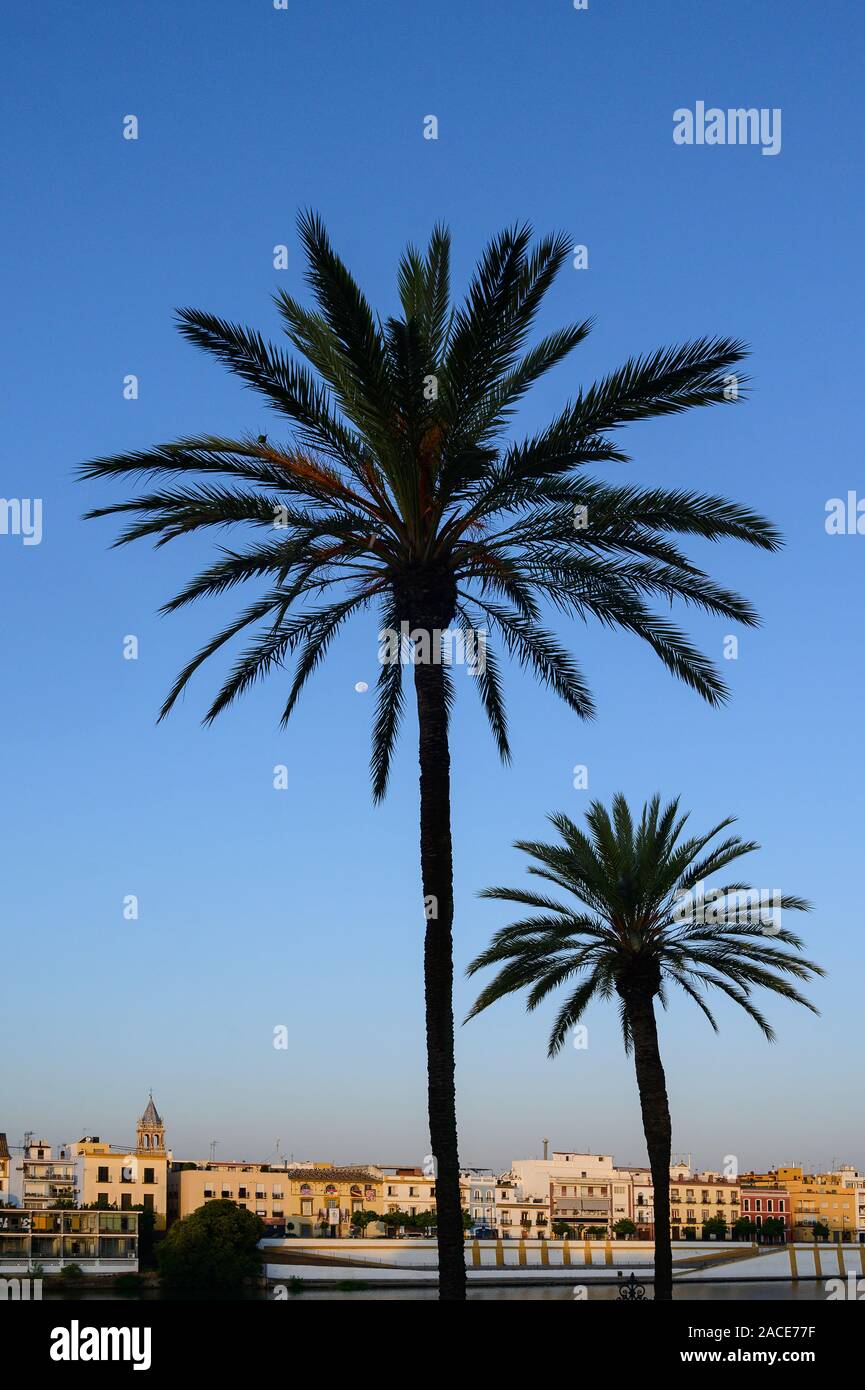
82, 216, 780, 1300
466, 794, 822, 1299
379, 1208, 412, 1235
733, 1216, 757, 1242
350, 1209, 380, 1237
156, 1199, 264, 1294
760, 1217, 785, 1244
812, 1220, 830, 1242
702, 1216, 727, 1240
613, 1219, 637, 1239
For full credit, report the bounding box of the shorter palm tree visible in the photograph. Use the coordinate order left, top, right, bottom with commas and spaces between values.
465, 794, 823, 1300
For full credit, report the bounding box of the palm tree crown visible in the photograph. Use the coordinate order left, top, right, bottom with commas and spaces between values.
467, 793, 823, 1049
81, 215, 778, 791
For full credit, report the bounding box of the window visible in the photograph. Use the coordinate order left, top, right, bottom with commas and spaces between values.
97, 1193, 109, 1208
256, 1189, 265, 1200
221, 1189, 232, 1199
121, 1193, 132, 1210
239, 1187, 248, 1199
144, 1169, 155, 1185
97, 1166, 109, 1183
204, 1187, 215, 1198
301, 1200, 312, 1215
143, 1194, 154, 1211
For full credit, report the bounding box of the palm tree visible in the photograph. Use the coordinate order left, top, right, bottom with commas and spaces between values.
466, 794, 823, 1300
82, 213, 780, 1299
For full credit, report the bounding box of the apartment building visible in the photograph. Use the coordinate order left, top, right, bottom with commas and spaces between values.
0, 1208, 139, 1274
73, 1094, 170, 1230
15, 1140, 77, 1209
379, 1167, 437, 1220
461, 1169, 497, 1228
669, 1175, 740, 1238
739, 1178, 792, 1239
772, 1167, 861, 1242
169, 1162, 383, 1236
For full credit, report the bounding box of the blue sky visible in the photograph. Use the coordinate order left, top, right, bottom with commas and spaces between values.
1, 0, 862, 1175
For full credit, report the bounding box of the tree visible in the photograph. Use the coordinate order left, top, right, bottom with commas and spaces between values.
466, 794, 822, 1299
156, 1199, 264, 1293
82, 215, 780, 1300
733, 1216, 757, 1242
130, 1204, 157, 1269
812, 1221, 830, 1242
702, 1216, 727, 1240
614, 1219, 637, 1239
379, 1208, 412, 1236
760, 1217, 785, 1244
350, 1209, 380, 1237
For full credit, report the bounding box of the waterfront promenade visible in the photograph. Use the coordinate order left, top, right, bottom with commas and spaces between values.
262, 1238, 865, 1289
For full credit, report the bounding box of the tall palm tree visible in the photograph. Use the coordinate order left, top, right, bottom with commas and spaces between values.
81, 214, 780, 1299
466, 794, 823, 1299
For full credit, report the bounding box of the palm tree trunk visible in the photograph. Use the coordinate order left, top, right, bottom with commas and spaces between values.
624, 987, 674, 1300
413, 654, 466, 1301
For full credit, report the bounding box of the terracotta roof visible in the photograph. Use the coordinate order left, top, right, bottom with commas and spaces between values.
284, 1166, 381, 1182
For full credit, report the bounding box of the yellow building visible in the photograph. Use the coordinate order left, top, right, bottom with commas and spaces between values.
73, 1094, 170, 1230
379, 1167, 437, 1222
669, 1176, 740, 1239
170, 1162, 383, 1236
777, 1167, 859, 1242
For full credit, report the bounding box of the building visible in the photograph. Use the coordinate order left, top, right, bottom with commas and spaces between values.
169, 1162, 383, 1236
769, 1167, 861, 1242
0, 1208, 138, 1273
461, 1169, 497, 1229
73, 1094, 170, 1230
491, 1173, 550, 1237
15, 1140, 77, 1209
669, 1175, 740, 1239
0, 1134, 10, 1205
739, 1179, 792, 1240
379, 1167, 437, 1222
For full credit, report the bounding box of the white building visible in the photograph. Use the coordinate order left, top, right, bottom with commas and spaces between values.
13, 1140, 77, 1209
